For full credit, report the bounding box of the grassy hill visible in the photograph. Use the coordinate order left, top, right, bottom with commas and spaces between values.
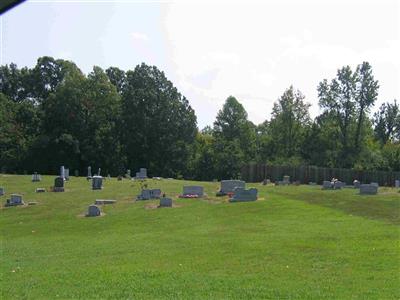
1, 175, 399, 299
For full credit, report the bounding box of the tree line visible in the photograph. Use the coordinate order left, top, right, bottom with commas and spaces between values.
0, 57, 399, 179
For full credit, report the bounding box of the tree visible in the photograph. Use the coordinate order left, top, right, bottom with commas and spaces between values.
105, 67, 126, 94
121, 63, 197, 177
213, 96, 256, 160
354, 62, 379, 151
268, 86, 311, 159
374, 100, 399, 145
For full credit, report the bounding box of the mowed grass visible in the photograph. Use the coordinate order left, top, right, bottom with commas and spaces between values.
0, 175, 399, 299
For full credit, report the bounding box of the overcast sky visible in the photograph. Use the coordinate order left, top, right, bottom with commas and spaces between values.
1, 0, 399, 128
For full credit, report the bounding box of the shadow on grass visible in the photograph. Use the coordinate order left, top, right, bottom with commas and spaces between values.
269, 187, 400, 225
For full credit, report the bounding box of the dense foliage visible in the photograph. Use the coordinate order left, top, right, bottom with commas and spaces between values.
0, 57, 399, 178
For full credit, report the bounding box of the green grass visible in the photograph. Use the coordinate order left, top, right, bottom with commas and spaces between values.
1, 175, 399, 299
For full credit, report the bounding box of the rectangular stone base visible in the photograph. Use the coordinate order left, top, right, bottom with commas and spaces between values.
53, 187, 65, 192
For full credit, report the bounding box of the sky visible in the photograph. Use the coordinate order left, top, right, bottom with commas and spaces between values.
1, 0, 399, 128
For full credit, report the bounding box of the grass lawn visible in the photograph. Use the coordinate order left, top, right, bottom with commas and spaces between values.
1, 175, 399, 299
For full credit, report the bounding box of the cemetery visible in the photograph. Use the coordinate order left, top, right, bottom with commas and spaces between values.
0, 173, 399, 299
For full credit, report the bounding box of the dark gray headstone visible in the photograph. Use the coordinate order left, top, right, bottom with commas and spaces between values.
322, 181, 333, 190
74, 169, 79, 177
159, 197, 172, 207
0, 187, 4, 196
183, 186, 204, 197
5, 194, 24, 206
229, 188, 258, 202
87, 205, 101, 217
360, 184, 378, 195
137, 189, 161, 200
54, 177, 65, 192
220, 180, 246, 194
333, 181, 344, 189
92, 176, 103, 190
135, 168, 147, 179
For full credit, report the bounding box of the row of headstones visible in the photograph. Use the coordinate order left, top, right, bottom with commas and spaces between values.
322, 180, 381, 194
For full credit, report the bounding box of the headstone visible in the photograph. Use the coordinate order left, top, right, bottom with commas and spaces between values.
65, 168, 70, 181
262, 179, 268, 185
159, 197, 172, 207
182, 186, 204, 197
95, 199, 116, 205
283, 175, 290, 185
32, 172, 41, 182
395, 180, 400, 188
309, 182, 316, 185
86, 205, 101, 217
107, 174, 111, 179
87, 166, 92, 179
60, 166, 65, 180
117, 175, 122, 181
92, 176, 103, 190
333, 181, 344, 189
53, 176, 65, 192
5, 194, 24, 206
217, 180, 246, 195
0, 187, 4, 196
97, 168, 101, 177
353, 180, 361, 188
135, 168, 147, 179
322, 181, 333, 190
360, 184, 378, 195
126, 169, 131, 178
137, 189, 161, 200
36, 188, 46, 193
74, 169, 79, 177
229, 188, 258, 202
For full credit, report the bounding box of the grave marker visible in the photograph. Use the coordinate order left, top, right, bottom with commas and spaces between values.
86, 205, 101, 217
53, 177, 65, 192
92, 176, 103, 190
229, 188, 258, 202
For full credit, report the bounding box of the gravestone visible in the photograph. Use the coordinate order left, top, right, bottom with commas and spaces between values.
262, 179, 268, 185
135, 168, 147, 179
137, 189, 161, 200
86, 205, 101, 217
65, 169, 70, 181
5, 194, 24, 206
333, 181, 344, 189
0, 187, 4, 196
322, 181, 333, 190
74, 170, 79, 177
217, 180, 246, 196
117, 175, 122, 181
159, 197, 172, 207
32, 172, 41, 182
182, 186, 204, 197
92, 176, 103, 190
95, 199, 116, 205
60, 166, 65, 180
36, 188, 46, 193
53, 176, 65, 192
229, 188, 258, 202
360, 184, 378, 195
353, 180, 361, 188
395, 180, 400, 188
309, 182, 316, 185
283, 175, 290, 185
126, 169, 131, 178
107, 174, 111, 179
97, 168, 101, 176
87, 166, 92, 179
